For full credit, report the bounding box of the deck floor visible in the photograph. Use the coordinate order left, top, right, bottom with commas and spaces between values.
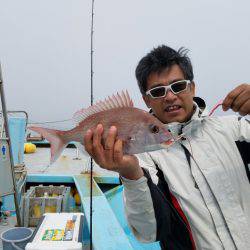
24, 147, 118, 177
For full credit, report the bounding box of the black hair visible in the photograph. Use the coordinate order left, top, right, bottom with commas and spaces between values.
135, 45, 194, 94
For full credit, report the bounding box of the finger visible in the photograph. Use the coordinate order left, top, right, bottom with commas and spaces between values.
84, 129, 94, 155
222, 84, 247, 111
92, 124, 105, 164
104, 126, 117, 162
93, 124, 103, 148
104, 126, 117, 150
238, 99, 250, 116
113, 139, 123, 165
231, 90, 250, 112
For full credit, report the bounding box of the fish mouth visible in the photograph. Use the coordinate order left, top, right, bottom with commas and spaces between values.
161, 129, 175, 143
160, 138, 175, 148
144, 139, 176, 152
163, 138, 175, 144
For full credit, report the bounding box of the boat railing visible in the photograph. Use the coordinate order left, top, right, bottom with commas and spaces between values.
0, 111, 28, 137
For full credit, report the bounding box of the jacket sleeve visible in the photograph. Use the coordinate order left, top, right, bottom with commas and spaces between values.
224, 115, 250, 142
221, 115, 250, 181
121, 153, 158, 242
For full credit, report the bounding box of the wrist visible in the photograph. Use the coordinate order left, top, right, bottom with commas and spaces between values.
119, 165, 144, 180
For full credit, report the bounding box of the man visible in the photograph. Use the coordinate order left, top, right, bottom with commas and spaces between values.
84, 45, 250, 249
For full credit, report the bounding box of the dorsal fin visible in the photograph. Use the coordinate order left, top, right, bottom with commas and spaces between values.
73, 90, 134, 124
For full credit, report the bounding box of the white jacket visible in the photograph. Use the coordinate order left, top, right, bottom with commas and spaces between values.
122, 105, 250, 249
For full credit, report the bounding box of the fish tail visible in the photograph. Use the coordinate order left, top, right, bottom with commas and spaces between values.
29, 126, 68, 164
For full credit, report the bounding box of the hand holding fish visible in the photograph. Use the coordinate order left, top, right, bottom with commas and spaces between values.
222, 83, 250, 116
84, 124, 144, 180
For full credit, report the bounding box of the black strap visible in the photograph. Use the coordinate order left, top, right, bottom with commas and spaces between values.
142, 168, 194, 250
0, 199, 2, 217
235, 141, 250, 182
181, 144, 198, 189
181, 144, 191, 166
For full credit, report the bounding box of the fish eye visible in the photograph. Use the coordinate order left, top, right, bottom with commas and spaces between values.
128, 136, 135, 141
149, 124, 159, 134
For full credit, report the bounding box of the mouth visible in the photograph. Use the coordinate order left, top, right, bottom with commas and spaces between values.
165, 105, 182, 113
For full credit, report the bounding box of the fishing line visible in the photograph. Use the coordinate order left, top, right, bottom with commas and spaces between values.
27, 118, 72, 124
90, 0, 95, 249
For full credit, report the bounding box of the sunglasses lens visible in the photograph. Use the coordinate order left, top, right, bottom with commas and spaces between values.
150, 87, 166, 97
171, 81, 187, 93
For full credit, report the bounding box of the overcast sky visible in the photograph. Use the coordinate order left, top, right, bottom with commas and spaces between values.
0, 0, 249, 128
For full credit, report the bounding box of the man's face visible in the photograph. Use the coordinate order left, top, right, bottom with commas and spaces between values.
143, 64, 195, 124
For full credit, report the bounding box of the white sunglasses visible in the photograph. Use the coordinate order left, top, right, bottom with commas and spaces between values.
146, 80, 191, 99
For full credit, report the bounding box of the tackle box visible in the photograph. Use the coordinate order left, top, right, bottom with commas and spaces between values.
26, 213, 84, 250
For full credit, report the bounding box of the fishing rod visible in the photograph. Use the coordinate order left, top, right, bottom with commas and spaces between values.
90, 0, 95, 249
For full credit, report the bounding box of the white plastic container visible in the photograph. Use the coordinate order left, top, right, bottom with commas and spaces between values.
25, 213, 84, 250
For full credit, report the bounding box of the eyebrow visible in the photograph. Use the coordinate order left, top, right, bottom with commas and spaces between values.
150, 78, 185, 88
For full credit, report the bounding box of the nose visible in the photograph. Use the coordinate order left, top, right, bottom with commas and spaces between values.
164, 89, 177, 102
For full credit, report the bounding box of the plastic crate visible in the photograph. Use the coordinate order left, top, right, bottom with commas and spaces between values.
21, 185, 71, 227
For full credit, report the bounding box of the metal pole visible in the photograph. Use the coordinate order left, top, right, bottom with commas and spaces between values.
90, 0, 95, 249
0, 63, 21, 226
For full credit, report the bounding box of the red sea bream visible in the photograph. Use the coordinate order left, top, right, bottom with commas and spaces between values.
29, 91, 173, 164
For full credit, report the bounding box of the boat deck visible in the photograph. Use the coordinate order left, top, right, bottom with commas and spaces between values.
0, 147, 118, 250
24, 147, 118, 177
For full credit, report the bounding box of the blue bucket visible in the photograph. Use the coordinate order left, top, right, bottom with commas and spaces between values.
0, 227, 33, 250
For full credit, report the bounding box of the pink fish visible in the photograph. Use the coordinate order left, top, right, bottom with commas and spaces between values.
29, 91, 173, 164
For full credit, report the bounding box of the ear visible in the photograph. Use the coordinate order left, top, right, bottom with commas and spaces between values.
143, 95, 151, 108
